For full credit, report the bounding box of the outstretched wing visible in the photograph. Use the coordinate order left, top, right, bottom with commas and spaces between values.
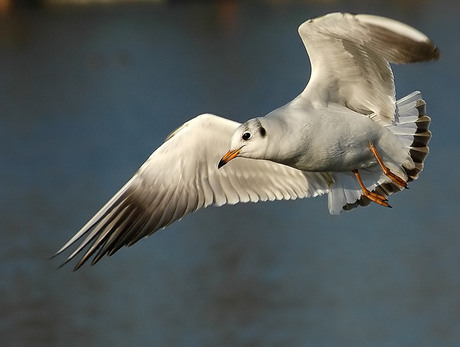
299, 12, 439, 123
55, 114, 332, 269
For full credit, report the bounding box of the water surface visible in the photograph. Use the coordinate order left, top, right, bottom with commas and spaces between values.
1, 1, 459, 345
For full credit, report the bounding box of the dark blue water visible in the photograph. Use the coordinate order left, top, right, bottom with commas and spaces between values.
1, 1, 459, 345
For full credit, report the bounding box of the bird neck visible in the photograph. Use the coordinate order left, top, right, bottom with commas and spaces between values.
263, 110, 305, 167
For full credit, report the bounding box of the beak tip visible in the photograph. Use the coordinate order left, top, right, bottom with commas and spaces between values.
218, 159, 226, 169
219, 148, 241, 169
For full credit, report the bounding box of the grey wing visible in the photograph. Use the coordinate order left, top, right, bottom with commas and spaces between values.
55, 114, 332, 270
299, 12, 439, 123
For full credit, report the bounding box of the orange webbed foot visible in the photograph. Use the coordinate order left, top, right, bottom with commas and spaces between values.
352, 169, 391, 208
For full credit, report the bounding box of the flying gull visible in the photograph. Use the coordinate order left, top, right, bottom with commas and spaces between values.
55, 12, 439, 270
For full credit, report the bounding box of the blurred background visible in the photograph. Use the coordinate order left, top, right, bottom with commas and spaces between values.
1, 0, 459, 345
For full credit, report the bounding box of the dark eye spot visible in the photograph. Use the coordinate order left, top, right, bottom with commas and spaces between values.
242, 132, 251, 141
259, 126, 266, 137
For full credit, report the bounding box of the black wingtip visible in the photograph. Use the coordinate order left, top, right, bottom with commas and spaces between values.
433, 46, 441, 61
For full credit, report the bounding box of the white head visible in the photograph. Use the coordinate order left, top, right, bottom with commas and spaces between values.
218, 118, 269, 168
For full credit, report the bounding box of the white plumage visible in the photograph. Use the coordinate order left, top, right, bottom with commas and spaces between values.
55, 12, 439, 269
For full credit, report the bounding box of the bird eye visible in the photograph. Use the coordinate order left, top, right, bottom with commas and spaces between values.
242, 132, 251, 141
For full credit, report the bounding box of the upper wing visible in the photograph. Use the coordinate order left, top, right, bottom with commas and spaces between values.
56, 114, 332, 270
299, 12, 439, 123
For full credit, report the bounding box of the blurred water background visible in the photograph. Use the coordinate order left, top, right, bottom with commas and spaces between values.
1, 0, 459, 345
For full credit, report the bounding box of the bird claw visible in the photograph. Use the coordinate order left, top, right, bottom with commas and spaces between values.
385, 170, 408, 189
353, 169, 391, 208
362, 189, 391, 208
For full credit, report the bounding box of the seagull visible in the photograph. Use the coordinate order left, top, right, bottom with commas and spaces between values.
55, 12, 439, 270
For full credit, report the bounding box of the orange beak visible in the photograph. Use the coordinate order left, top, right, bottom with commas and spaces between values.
218, 147, 241, 168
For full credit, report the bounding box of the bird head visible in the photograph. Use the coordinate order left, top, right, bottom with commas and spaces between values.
218, 118, 268, 168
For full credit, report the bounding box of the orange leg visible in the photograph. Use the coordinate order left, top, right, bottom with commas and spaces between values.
352, 169, 391, 208
369, 143, 408, 188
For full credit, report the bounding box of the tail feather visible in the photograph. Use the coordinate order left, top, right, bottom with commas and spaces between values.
328, 91, 431, 214
396, 94, 431, 182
